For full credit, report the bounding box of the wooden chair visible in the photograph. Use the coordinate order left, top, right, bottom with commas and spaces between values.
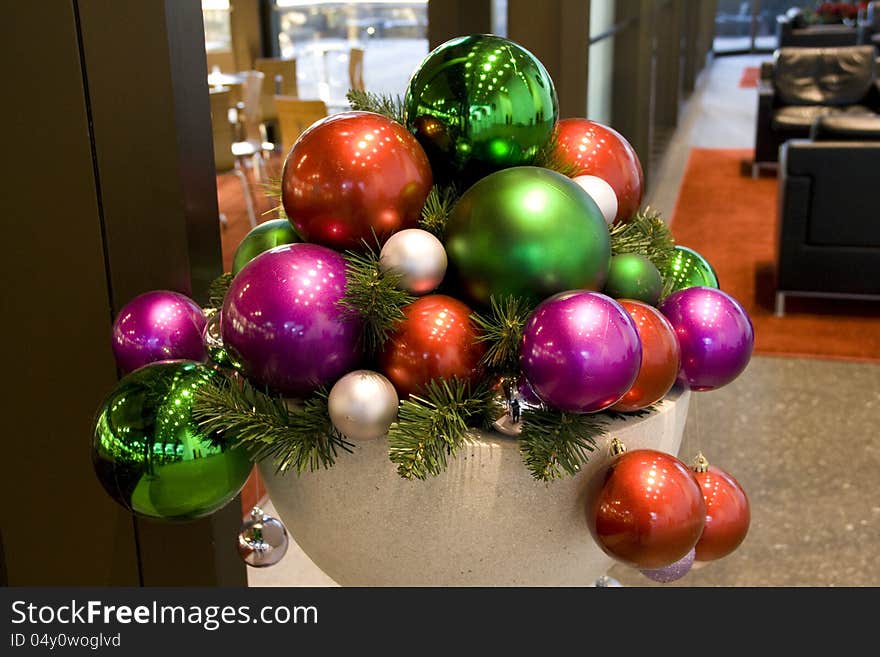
274, 96, 328, 156
210, 88, 256, 228
349, 48, 365, 91
206, 49, 236, 74
255, 57, 298, 122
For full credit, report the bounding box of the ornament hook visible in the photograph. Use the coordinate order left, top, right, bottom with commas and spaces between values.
692, 452, 710, 473
609, 437, 627, 456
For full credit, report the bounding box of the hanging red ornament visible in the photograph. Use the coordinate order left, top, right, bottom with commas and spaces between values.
551, 118, 644, 224
692, 454, 751, 562
379, 294, 485, 398
587, 439, 706, 569
281, 111, 433, 251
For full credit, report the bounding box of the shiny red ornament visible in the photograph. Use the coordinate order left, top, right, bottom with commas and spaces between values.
692, 462, 751, 562
611, 300, 681, 412
587, 448, 706, 569
281, 111, 433, 251
551, 118, 644, 224
379, 294, 485, 398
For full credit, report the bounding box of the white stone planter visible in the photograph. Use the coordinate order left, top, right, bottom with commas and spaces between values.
262, 386, 690, 586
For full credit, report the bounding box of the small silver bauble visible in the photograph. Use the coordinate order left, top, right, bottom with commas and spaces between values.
328, 370, 399, 441
379, 228, 447, 295
492, 378, 542, 437
594, 575, 623, 587
237, 506, 289, 568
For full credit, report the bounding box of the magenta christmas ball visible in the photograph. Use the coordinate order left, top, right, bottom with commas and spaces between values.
111, 290, 206, 374
520, 291, 642, 413
221, 243, 362, 397
659, 287, 754, 391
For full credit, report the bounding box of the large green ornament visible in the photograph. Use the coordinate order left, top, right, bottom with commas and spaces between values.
404, 35, 558, 185
445, 166, 610, 305
231, 219, 300, 275
604, 253, 663, 306
663, 245, 719, 294
91, 361, 252, 521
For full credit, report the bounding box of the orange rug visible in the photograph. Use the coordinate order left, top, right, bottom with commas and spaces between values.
669, 148, 880, 361
738, 66, 761, 88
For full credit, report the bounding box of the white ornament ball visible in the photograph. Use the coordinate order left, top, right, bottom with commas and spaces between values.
573, 175, 618, 225
379, 228, 447, 294
328, 370, 399, 441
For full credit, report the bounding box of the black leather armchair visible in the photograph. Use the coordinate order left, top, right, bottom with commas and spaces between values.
857, 1, 880, 50
775, 115, 880, 315
754, 46, 879, 168
777, 9, 859, 48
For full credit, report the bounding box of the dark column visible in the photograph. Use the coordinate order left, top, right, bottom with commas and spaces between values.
427, 0, 493, 49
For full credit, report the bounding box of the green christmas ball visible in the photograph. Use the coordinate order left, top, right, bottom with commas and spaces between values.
663, 245, 719, 294
604, 253, 663, 305
445, 166, 610, 305
91, 361, 252, 521
231, 219, 300, 275
404, 35, 558, 185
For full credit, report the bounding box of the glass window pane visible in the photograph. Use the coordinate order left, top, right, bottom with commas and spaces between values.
202, 0, 232, 52
588, 0, 615, 124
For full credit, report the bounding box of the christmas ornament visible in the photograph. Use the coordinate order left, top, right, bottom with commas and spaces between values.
659, 287, 754, 391
379, 228, 447, 295
445, 167, 611, 305
202, 309, 238, 370
663, 245, 719, 294
692, 454, 750, 562
281, 111, 433, 251
610, 300, 680, 412
91, 361, 252, 520
521, 292, 641, 413
573, 175, 618, 225
587, 439, 706, 569
379, 294, 485, 398
328, 370, 399, 441
111, 290, 206, 374
404, 34, 558, 185
551, 118, 644, 223
238, 506, 290, 568
222, 243, 362, 397
492, 377, 543, 437
231, 219, 300, 276
594, 575, 623, 587
603, 253, 663, 305
640, 547, 695, 583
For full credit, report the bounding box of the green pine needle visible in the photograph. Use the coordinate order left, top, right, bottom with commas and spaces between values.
346, 89, 406, 124
259, 177, 287, 220
472, 295, 535, 376
532, 131, 581, 178
207, 272, 234, 309
388, 378, 500, 480
609, 206, 676, 271
519, 407, 609, 481
419, 184, 459, 239
192, 374, 353, 474
338, 245, 415, 353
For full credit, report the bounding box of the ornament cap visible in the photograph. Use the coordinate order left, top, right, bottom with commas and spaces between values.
609, 437, 627, 456
693, 452, 710, 473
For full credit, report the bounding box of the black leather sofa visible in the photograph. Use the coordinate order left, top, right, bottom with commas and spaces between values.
775, 115, 880, 315
754, 45, 880, 169
777, 9, 859, 48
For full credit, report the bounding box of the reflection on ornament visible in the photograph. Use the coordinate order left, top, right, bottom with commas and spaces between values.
202, 308, 239, 370
232, 219, 300, 276
492, 378, 542, 437
238, 506, 289, 568
663, 245, 719, 294
328, 370, 399, 441
379, 228, 447, 295
573, 175, 618, 225
594, 575, 623, 587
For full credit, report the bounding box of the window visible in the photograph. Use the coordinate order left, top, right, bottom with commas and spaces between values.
203, 0, 232, 52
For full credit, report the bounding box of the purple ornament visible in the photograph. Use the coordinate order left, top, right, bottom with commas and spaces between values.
640, 547, 695, 583
222, 243, 361, 397
111, 291, 206, 374
520, 291, 642, 413
659, 287, 754, 391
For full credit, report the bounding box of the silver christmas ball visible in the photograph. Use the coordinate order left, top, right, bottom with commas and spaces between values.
328, 370, 399, 441
594, 575, 623, 587
379, 228, 447, 295
238, 506, 289, 568
492, 378, 543, 437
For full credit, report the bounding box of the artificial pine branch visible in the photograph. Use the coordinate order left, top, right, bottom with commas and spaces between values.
207, 272, 234, 309
192, 374, 353, 474
472, 295, 535, 376
609, 206, 676, 271
419, 184, 459, 239
338, 245, 415, 353
346, 89, 406, 124
519, 407, 608, 481
388, 378, 500, 480
532, 132, 581, 178
259, 177, 287, 220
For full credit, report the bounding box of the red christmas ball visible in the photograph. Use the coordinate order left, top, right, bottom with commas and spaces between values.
379, 294, 485, 398
587, 448, 706, 569
281, 111, 433, 251
693, 463, 750, 562
611, 300, 681, 412
552, 118, 644, 224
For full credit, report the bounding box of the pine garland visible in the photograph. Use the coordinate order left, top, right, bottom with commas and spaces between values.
609, 206, 676, 271
519, 407, 608, 481
388, 378, 500, 480
192, 374, 353, 474
419, 184, 459, 239
207, 272, 234, 309
260, 177, 287, 220
532, 132, 581, 178
472, 295, 535, 377
338, 245, 415, 353
346, 89, 406, 124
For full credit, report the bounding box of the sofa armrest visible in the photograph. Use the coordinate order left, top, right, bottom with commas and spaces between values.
754, 81, 778, 163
